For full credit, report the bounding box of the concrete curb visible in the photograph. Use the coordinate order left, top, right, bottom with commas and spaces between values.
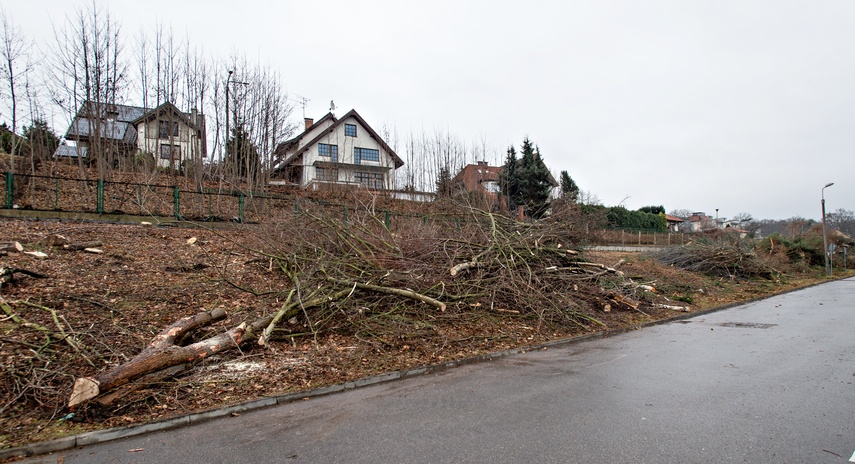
1, 276, 849, 461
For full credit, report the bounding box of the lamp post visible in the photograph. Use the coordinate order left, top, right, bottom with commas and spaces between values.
822, 182, 834, 276
224, 70, 248, 171
225, 70, 233, 167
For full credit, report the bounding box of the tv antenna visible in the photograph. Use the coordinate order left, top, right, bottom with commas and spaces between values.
290, 94, 310, 119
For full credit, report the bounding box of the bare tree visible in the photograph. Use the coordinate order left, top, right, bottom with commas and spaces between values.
0, 6, 33, 172
47, 1, 128, 179
826, 208, 855, 236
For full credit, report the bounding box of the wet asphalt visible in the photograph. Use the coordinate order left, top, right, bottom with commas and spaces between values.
21, 278, 855, 463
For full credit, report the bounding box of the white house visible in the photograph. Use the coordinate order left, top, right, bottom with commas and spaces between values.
58, 101, 207, 170
272, 109, 403, 190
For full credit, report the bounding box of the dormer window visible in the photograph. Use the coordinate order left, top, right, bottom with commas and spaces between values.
345, 124, 357, 137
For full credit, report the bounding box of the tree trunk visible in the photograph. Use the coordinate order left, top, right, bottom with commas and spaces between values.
68, 308, 238, 408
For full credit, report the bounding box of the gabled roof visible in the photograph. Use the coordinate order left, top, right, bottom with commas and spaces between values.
687, 214, 712, 222
274, 109, 404, 169
664, 214, 684, 223
132, 101, 201, 131
275, 112, 337, 155
66, 102, 146, 144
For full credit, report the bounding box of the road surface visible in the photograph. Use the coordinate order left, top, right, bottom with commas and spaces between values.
21, 278, 855, 463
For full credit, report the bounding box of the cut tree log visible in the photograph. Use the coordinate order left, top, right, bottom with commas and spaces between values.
0, 241, 24, 252
68, 308, 235, 408
93, 364, 191, 407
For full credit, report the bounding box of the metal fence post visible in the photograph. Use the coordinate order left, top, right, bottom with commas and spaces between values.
384, 210, 391, 229
173, 186, 180, 219
97, 179, 104, 214
55, 179, 60, 210
238, 193, 245, 223
343, 205, 348, 225
5, 172, 12, 208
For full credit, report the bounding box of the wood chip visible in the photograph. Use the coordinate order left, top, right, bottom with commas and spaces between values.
24, 251, 48, 259
84, 248, 104, 254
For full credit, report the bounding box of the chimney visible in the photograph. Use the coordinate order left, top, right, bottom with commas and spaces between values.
304, 118, 314, 130
477, 161, 488, 167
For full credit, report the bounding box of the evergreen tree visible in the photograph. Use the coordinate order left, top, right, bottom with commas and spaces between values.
638, 205, 665, 215
225, 125, 260, 179
499, 139, 554, 218
517, 138, 553, 218
0, 123, 15, 154
560, 170, 579, 202
435, 164, 453, 198
22, 119, 59, 161
498, 145, 520, 210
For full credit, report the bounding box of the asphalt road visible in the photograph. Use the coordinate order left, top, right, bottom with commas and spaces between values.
22, 278, 855, 463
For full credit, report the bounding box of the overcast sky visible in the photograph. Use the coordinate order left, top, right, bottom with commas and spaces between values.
4, 1, 854, 220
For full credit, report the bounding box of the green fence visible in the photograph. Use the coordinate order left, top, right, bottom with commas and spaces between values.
0, 172, 467, 232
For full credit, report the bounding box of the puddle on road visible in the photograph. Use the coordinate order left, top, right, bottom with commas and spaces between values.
718, 322, 777, 329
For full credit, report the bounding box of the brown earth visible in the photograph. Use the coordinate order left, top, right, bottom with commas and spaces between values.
0, 216, 844, 451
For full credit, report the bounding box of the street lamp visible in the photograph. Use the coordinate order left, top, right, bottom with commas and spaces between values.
225, 70, 233, 166
822, 182, 834, 276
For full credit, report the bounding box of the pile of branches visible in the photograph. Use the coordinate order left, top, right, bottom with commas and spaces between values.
655, 235, 779, 279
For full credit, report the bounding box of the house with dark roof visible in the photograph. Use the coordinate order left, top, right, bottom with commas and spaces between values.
56, 101, 207, 169
271, 109, 403, 190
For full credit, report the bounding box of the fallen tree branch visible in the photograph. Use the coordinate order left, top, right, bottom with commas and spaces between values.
0, 267, 47, 290
329, 278, 447, 311
62, 240, 103, 251
259, 289, 296, 346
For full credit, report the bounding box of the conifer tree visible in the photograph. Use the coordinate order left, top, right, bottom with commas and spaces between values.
499, 145, 520, 209
517, 138, 553, 218
500, 138, 553, 218
560, 170, 579, 202
435, 164, 453, 198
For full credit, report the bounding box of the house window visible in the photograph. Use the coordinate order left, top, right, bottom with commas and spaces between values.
160, 144, 181, 160
318, 143, 338, 161
345, 124, 357, 137
354, 147, 379, 164
316, 167, 339, 182
159, 121, 179, 139
355, 171, 384, 190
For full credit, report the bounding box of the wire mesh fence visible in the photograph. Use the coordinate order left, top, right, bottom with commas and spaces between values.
2, 171, 679, 245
